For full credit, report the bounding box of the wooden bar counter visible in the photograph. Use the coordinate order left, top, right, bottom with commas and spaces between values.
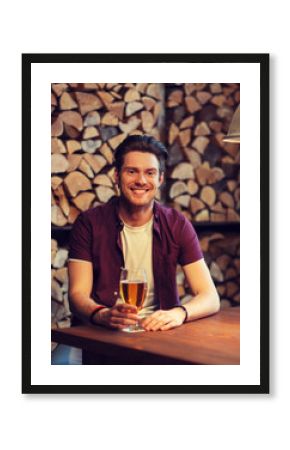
51, 307, 240, 365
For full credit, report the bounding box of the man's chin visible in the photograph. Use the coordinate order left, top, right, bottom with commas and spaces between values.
131, 190, 149, 199
126, 192, 154, 207
130, 197, 152, 206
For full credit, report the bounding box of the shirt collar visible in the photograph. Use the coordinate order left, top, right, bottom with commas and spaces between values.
106, 196, 124, 230
111, 195, 161, 236
153, 201, 161, 238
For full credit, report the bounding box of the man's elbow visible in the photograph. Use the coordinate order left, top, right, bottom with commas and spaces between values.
68, 293, 77, 315
68, 288, 82, 315
210, 291, 220, 315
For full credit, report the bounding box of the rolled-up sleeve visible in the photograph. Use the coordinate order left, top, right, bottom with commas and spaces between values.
68, 213, 93, 262
178, 217, 203, 266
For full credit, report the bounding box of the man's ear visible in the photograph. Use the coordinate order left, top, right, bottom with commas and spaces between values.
158, 172, 164, 187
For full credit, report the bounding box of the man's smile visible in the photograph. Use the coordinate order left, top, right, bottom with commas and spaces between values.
130, 187, 150, 195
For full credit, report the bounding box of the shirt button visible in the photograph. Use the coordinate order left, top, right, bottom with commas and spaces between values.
114, 291, 118, 296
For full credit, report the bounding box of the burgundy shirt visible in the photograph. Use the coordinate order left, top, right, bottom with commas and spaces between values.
69, 196, 203, 310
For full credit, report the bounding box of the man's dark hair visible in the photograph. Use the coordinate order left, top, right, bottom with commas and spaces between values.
114, 134, 168, 173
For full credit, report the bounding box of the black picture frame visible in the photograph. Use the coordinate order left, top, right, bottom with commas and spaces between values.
22, 53, 269, 394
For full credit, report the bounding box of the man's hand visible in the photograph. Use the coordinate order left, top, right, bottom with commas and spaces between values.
94, 303, 139, 330
141, 307, 187, 331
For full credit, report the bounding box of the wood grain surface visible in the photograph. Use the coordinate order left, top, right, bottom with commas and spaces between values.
52, 307, 240, 365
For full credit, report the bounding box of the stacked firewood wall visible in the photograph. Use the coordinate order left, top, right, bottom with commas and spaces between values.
51, 83, 240, 332
166, 83, 240, 222
51, 238, 70, 338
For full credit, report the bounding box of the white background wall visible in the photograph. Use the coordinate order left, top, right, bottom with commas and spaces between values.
0, 1, 286, 449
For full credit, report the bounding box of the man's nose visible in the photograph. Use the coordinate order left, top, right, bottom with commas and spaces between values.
136, 172, 147, 184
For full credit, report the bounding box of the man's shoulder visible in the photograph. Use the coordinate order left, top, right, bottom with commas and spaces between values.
155, 201, 188, 224
75, 196, 118, 225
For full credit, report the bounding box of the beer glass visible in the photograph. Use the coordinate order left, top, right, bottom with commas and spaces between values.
119, 267, 148, 332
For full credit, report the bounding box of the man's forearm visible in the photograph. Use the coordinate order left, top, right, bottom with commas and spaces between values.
69, 291, 107, 323
181, 260, 220, 322
183, 291, 220, 322
69, 291, 139, 329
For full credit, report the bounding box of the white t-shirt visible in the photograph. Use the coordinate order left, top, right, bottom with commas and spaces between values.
120, 216, 157, 318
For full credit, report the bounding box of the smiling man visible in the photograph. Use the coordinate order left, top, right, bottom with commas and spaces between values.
68, 134, 220, 331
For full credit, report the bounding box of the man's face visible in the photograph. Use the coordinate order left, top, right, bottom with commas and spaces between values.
115, 151, 164, 208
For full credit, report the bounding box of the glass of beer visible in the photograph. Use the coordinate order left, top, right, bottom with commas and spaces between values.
119, 267, 148, 332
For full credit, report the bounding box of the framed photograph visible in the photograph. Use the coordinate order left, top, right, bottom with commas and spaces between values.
22, 53, 269, 394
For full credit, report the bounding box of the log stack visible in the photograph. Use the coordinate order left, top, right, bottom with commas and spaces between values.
51, 83, 165, 226
201, 232, 239, 308
51, 239, 71, 349
166, 83, 240, 223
